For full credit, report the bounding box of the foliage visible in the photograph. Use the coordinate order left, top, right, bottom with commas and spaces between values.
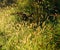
0, 6, 60, 50
0, 0, 60, 50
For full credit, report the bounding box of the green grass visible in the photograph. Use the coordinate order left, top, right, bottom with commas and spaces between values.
0, 6, 60, 50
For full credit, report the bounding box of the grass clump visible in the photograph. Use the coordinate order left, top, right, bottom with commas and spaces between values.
0, 6, 60, 50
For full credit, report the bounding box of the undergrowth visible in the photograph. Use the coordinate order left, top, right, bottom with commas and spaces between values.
0, 6, 60, 50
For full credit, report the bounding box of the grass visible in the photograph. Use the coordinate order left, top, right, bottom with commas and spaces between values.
0, 6, 60, 50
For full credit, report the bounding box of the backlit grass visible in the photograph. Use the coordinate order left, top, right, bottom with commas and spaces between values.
0, 6, 60, 50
